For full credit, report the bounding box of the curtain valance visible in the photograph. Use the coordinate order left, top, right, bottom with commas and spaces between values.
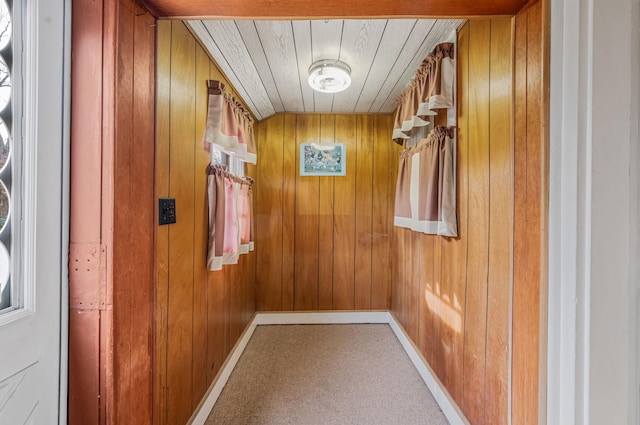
394, 126, 457, 237
392, 42, 455, 145
207, 164, 255, 271
203, 80, 257, 164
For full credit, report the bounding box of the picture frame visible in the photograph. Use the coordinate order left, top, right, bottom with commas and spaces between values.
300, 142, 346, 176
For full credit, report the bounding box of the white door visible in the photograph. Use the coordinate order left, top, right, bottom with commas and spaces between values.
0, 0, 69, 423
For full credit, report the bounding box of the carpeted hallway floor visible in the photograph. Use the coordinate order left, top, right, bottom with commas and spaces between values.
205, 324, 450, 424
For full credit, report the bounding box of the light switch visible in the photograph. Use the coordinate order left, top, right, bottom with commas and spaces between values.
159, 198, 176, 225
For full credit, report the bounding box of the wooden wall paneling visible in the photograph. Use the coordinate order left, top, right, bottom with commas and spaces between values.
191, 42, 211, 409
440, 20, 470, 404
418, 234, 434, 364
113, 5, 135, 422
227, 259, 242, 347
68, 310, 100, 424
132, 12, 156, 423
525, 5, 543, 424
154, 19, 171, 425
294, 115, 321, 310
318, 115, 336, 309
513, 2, 544, 424
485, 17, 514, 425
205, 58, 229, 385
391, 227, 405, 325
513, 8, 529, 425
461, 19, 491, 425
399, 228, 413, 334
332, 115, 358, 309
431, 234, 444, 380
281, 115, 297, 310
354, 115, 374, 309
370, 115, 393, 309
406, 231, 421, 342
255, 115, 285, 310
113, 8, 156, 424
206, 269, 228, 382
166, 21, 196, 425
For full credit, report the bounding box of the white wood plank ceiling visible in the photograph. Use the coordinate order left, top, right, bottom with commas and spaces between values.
187, 19, 464, 120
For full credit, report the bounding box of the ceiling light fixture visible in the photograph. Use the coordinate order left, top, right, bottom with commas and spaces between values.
308, 59, 351, 94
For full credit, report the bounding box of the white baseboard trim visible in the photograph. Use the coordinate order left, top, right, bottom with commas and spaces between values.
189, 311, 467, 425
387, 313, 469, 425
254, 310, 392, 325
188, 314, 259, 425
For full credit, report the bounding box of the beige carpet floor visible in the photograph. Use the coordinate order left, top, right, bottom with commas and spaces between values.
205, 324, 449, 425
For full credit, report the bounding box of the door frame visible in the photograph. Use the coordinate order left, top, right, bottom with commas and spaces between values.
547, 0, 639, 423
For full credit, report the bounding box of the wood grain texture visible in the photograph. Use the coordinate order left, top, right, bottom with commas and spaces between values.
154, 19, 171, 425
188, 17, 462, 119
318, 115, 336, 310
311, 21, 343, 112
418, 235, 434, 363
255, 114, 394, 312
485, 17, 513, 425
462, 19, 491, 425
512, 11, 528, 425
166, 22, 196, 425
390, 18, 526, 425
143, 0, 531, 19
370, 115, 394, 309
191, 42, 211, 409
354, 115, 374, 309
431, 234, 444, 380
442, 20, 470, 404
294, 114, 321, 310
69, 1, 156, 424
332, 20, 387, 112
112, 7, 156, 424
154, 21, 258, 425
512, 2, 546, 424
332, 115, 357, 309
255, 114, 285, 310
282, 115, 297, 310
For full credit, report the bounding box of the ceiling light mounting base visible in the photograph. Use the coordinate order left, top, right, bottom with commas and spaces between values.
308, 59, 352, 94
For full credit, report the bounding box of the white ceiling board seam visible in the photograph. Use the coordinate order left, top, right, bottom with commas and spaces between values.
188, 20, 267, 119
353, 19, 417, 113
364, 19, 421, 113
291, 20, 315, 112
235, 20, 286, 112
204, 20, 275, 119
289, 21, 310, 113
350, 19, 390, 113
370, 19, 437, 113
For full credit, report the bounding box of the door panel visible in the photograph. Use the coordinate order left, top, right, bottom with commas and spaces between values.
0, 0, 69, 423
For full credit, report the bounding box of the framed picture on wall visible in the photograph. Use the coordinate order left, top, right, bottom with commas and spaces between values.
300, 142, 346, 176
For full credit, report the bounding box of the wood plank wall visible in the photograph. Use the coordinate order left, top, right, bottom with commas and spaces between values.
155, 21, 257, 425
254, 114, 394, 311
390, 18, 514, 425
391, 8, 548, 424
69, 0, 155, 423
513, 1, 549, 424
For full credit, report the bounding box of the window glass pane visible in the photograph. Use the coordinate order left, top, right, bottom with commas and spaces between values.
0, 0, 11, 50
0, 118, 10, 171
0, 56, 10, 113
0, 180, 8, 233
0, 242, 9, 310
0, 0, 11, 314
0, 1, 10, 51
